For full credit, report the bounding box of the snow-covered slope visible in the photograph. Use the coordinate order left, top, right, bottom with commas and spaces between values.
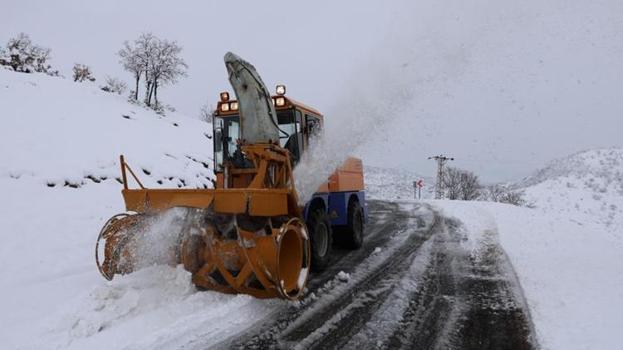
0, 69, 214, 189
518, 148, 623, 242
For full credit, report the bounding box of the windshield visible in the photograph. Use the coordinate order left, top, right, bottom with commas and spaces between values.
277, 110, 299, 148
213, 115, 240, 170
213, 109, 299, 170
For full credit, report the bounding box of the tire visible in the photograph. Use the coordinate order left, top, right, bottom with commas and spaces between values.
342, 200, 364, 249
307, 208, 332, 271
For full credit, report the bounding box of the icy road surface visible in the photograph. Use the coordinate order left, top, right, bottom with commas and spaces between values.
215, 200, 537, 349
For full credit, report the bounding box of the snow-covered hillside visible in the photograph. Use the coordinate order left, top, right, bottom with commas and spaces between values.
0, 69, 214, 189
518, 148, 623, 242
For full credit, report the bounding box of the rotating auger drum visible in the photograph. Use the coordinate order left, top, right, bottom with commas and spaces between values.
96, 144, 312, 300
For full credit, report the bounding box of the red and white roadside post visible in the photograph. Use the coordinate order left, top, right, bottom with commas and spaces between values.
413, 179, 424, 199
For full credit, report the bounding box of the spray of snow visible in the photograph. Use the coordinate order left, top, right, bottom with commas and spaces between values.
132, 208, 188, 270
294, 61, 416, 203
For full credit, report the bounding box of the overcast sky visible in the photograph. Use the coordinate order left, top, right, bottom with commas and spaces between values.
2, 0, 622, 182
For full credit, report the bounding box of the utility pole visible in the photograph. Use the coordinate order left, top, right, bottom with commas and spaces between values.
428, 155, 454, 199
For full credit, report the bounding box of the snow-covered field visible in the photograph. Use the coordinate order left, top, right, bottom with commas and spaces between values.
1, 70, 622, 349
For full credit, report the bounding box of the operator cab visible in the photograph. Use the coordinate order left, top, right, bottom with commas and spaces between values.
212, 85, 323, 172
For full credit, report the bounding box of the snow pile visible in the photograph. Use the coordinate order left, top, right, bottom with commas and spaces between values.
518, 148, 623, 242
0, 69, 214, 189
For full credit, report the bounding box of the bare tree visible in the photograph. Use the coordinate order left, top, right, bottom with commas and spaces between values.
0, 33, 56, 75
134, 33, 158, 105
443, 167, 481, 200
118, 40, 144, 101
147, 38, 188, 108
72, 63, 95, 82
442, 167, 463, 200
458, 170, 481, 200
118, 33, 187, 109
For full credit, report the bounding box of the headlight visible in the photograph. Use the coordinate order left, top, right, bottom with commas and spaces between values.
275, 97, 286, 107
220, 103, 230, 112
220, 92, 230, 102
276, 84, 286, 96
230, 102, 239, 111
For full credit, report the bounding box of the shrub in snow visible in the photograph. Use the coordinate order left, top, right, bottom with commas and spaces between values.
100, 76, 127, 95
0, 33, 57, 75
482, 184, 528, 207
72, 64, 95, 82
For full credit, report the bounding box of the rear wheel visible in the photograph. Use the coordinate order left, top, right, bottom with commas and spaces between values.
308, 208, 332, 271
342, 200, 364, 249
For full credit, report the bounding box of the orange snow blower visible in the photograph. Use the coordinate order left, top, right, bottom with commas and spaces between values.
95, 52, 367, 300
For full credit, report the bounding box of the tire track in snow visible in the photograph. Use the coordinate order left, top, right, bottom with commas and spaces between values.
383, 216, 537, 350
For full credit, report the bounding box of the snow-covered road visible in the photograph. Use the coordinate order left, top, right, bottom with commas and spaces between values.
219, 200, 536, 349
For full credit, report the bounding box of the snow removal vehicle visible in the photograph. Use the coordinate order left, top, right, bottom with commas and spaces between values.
96, 52, 367, 300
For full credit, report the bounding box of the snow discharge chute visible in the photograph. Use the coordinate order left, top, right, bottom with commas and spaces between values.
95, 52, 310, 300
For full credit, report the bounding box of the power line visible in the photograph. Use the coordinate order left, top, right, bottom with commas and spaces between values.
428, 155, 454, 199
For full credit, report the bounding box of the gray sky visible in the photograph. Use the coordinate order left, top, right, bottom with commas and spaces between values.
2, 0, 622, 182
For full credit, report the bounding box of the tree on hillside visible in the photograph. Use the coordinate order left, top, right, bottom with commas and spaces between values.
118, 41, 144, 101
0, 33, 57, 75
146, 38, 188, 108
72, 63, 95, 82
118, 33, 187, 109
